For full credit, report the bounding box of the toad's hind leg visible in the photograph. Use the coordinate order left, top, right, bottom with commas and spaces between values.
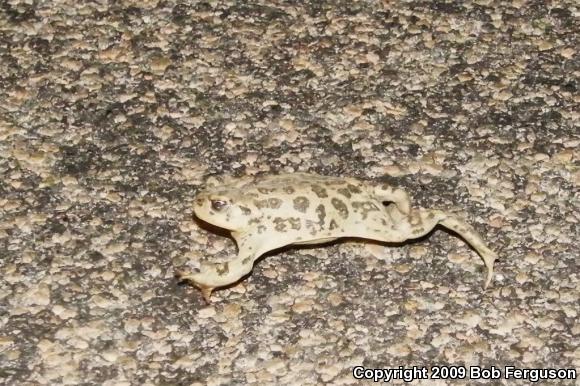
373, 183, 412, 214
177, 247, 259, 303
406, 208, 498, 289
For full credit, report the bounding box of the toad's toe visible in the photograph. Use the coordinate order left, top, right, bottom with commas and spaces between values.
176, 270, 216, 303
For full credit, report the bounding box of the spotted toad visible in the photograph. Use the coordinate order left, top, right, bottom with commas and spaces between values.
178, 173, 498, 302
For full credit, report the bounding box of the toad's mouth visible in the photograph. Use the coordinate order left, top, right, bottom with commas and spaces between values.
192, 207, 240, 233
193, 213, 237, 237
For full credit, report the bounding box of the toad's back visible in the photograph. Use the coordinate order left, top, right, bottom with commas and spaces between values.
235, 173, 394, 244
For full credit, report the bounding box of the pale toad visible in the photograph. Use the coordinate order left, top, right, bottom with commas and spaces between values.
178, 173, 498, 302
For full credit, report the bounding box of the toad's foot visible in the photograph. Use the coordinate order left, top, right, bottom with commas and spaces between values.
406, 208, 499, 289
472, 244, 498, 290
176, 270, 215, 303
177, 256, 256, 302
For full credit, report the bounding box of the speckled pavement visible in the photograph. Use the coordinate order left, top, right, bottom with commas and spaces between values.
1, 1, 578, 385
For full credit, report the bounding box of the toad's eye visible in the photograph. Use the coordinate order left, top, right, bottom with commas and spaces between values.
211, 200, 228, 211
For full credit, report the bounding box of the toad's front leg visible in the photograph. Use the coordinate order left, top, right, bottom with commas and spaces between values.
177, 247, 259, 303
403, 208, 498, 289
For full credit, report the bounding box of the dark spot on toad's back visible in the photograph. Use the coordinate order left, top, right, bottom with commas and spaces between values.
284, 186, 295, 194
316, 204, 326, 226
331, 198, 349, 218
352, 201, 380, 219
239, 206, 252, 215
254, 199, 269, 209
293, 196, 310, 212
329, 219, 338, 230
289, 217, 301, 230
337, 188, 351, 198
273, 217, 301, 232
410, 212, 422, 226
269, 198, 282, 209
216, 262, 229, 276
311, 184, 328, 198
254, 198, 282, 209
258, 187, 276, 194
348, 184, 362, 194
274, 217, 287, 232
413, 228, 425, 235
